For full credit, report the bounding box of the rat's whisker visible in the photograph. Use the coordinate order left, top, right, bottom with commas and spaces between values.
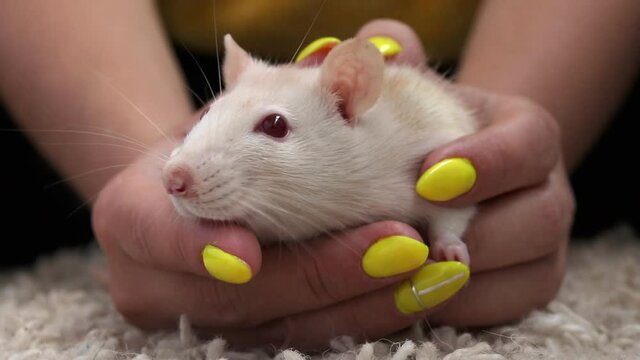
42, 142, 168, 162
75, 124, 157, 149
186, 86, 207, 107
247, 191, 344, 243
236, 194, 311, 242
44, 164, 131, 190
235, 198, 298, 241
180, 41, 216, 101
137, 200, 176, 238
90, 69, 175, 145
289, 240, 331, 273
257, 187, 364, 255
1, 128, 155, 152
65, 192, 99, 220
212, 0, 222, 94
289, 0, 328, 64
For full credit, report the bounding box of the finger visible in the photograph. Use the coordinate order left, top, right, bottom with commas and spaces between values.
417, 96, 561, 206
93, 153, 262, 283
236, 221, 426, 325
296, 19, 428, 68
106, 220, 428, 329
224, 246, 565, 350
355, 19, 428, 68
464, 163, 575, 272
430, 244, 567, 327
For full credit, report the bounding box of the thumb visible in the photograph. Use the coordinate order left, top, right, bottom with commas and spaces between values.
93, 148, 263, 284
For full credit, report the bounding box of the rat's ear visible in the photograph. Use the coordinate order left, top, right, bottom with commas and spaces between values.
223, 34, 252, 88
320, 38, 384, 124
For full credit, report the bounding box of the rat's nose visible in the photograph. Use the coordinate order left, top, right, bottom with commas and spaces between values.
163, 165, 194, 197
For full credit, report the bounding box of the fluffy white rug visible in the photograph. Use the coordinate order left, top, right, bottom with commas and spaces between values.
1, 225, 639, 360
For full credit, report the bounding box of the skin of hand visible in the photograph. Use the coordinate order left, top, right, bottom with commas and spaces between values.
456, 0, 640, 171
92, 20, 575, 351
0, 0, 194, 200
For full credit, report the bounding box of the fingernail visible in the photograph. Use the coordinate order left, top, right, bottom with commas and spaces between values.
202, 245, 252, 284
362, 236, 429, 278
368, 36, 403, 57
394, 261, 470, 314
295, 37, 341, 63
416, 158, 477, 202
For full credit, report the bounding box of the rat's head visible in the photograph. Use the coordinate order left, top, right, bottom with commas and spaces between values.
162, 35, 384, 240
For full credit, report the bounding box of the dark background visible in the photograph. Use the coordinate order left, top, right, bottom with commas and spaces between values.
1, 47, 638, 268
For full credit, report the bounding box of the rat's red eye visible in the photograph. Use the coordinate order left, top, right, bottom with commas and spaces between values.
257, 113, 289, 138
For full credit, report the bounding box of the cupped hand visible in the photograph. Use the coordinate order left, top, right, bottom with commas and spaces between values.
92, 19, 575, 351
93, 138, 446, 350
351, 19, 576, 326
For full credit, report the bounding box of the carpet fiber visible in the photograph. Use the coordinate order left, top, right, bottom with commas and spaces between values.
2, 225, 639, 360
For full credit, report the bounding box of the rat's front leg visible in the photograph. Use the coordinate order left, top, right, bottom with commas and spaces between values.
427, 207, 475, 265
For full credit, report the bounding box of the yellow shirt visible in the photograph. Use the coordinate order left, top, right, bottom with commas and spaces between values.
157, 0, 479, 64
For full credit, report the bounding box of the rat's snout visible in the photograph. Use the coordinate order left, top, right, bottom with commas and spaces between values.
163, 164, 194, 197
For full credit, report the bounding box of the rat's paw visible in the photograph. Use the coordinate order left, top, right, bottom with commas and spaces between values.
431, 240, 470, 266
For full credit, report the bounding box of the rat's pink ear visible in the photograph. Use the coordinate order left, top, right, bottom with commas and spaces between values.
223, 34, 252, 88
320, 38, 384, 124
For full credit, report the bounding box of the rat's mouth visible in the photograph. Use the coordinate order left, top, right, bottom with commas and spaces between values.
170, 195, 244, 223
197, 218, 241, 227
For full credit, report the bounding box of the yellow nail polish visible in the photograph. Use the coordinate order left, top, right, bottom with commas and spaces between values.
202, 245, 252, 284
295, 37, 341, 63
394, 261, 470, 314
416, 158, 477, 202
362, 236, 429, 278
368, 36, 403, 57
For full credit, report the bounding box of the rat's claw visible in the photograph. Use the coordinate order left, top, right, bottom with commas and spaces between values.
432, 239, 470, 266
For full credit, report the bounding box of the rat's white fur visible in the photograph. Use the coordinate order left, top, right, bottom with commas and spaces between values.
165, 37, 477, 258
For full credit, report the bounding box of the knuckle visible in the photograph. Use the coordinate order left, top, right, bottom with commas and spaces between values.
521, 99, 561, 169
197, 281, 250, 327
169, 222, 193, 269
342, 307, 368, 338
92, 181, 121, 254
299, 250, 340, 304
532, 184, 574, 253
507, 97, 560, 176
526, 99, 560, 142
537, 118, 561, 170
121, 209, 155, 266
532, 251, 567, 308
559, 191, 577, 236
110, 283, 158, 329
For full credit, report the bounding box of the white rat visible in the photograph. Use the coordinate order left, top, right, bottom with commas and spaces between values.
163, 35, 478, 264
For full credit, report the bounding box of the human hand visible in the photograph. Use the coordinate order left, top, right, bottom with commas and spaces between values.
297, 18, 574, 326
349, 20, 574, 326
93, 133, 466, 350
93, 18, 574, 350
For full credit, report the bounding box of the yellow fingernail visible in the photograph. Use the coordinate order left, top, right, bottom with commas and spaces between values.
295, 37, 341, 63
368, 36, 403, 57
394, 261, 470, 314
202, 245, 252, 284
416, 158, 477, 202
362, 236, 429, 278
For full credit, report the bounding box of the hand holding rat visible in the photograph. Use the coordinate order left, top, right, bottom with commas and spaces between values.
93, 36, 470, 350
93, 139, 442, 350
93, 20, 574, 350
352, 20, 575, 325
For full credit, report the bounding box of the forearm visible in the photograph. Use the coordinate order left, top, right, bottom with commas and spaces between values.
456, 0, 640, 171
0, 0, 193, 200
